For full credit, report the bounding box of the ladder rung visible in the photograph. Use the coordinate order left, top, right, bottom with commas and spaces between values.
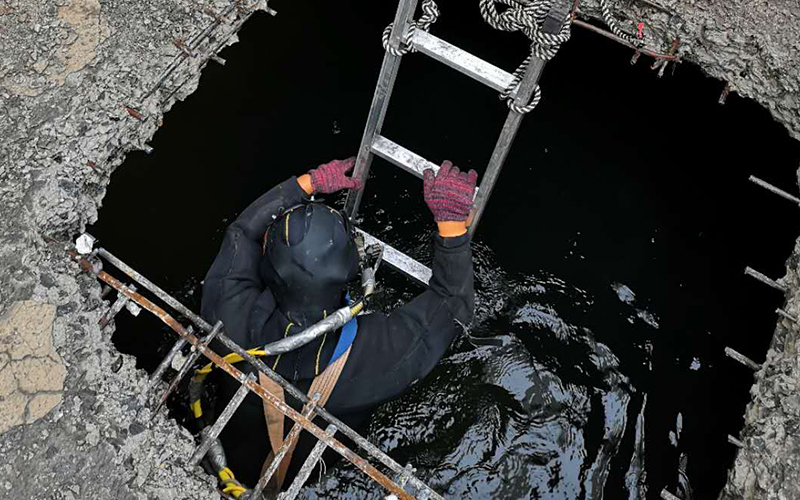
371, 134, 438, 179
410, 30, 515, 94
357, 229, 431, 285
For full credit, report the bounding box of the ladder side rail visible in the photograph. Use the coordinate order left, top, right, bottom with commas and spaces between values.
469, 0, 572, 236
343, 0, 422, 220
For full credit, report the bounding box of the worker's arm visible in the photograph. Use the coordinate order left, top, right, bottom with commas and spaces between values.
328, 161, 477, 412
201, 158, 360, 349
201, 176, 310, 349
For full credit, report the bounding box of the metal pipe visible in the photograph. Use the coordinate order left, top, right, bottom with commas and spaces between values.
86, 246, 441, 499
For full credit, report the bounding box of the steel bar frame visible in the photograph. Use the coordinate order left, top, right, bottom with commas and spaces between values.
79, 247, 442, 499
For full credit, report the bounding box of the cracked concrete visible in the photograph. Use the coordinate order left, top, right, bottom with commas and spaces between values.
0, 300, 67, 433
0, 0, 797, 498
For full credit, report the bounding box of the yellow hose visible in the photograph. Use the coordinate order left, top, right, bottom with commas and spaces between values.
218, 467, 247, 498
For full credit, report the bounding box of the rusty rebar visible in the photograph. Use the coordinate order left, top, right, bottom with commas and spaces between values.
719, 83, 730, 105
571, 18, 680, 61
71, 253, 417, 500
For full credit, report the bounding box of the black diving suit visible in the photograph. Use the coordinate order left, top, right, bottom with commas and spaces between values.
200, 176, 474, 487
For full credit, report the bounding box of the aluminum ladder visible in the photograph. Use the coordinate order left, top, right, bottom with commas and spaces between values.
346, 0, 572, 285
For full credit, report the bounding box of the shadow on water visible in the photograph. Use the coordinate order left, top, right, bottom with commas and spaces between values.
91, 0, 800, 498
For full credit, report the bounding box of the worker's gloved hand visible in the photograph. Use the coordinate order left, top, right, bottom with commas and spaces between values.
423, 160, 478, 222
308, 157, 362, 194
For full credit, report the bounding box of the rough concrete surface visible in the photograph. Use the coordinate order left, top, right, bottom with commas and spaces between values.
717, 233, 800, 500
0, 0, 797, 499
580, 0, 800, 142
0, 0, 269, 497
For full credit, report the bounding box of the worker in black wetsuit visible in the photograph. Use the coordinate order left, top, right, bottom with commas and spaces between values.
200, 157, 477, 493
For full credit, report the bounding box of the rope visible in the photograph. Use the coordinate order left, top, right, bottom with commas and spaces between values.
598, 0, 644, 47
381, 0, 441, 56
479, 0, 571, 113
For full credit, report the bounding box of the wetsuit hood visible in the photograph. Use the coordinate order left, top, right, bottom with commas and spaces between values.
261, 202, 359, 322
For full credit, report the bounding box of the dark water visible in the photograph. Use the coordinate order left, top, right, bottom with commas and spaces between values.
90, 1, 800, 498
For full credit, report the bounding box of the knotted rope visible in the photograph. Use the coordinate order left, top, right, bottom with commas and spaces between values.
381, 0, 441, 56
479, 0, 571, 113
378, 0, 640, 115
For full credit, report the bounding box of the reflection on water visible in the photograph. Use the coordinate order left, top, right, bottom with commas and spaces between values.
304, 242, 653, 499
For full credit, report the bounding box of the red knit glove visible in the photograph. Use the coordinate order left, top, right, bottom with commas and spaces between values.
308, 157, 362, 194
423, 160, 478, 222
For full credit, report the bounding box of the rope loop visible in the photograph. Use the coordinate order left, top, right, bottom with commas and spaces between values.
381, 0, 441, 56
480, 0, 571, 113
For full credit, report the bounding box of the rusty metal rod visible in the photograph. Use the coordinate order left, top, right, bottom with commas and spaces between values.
189, 373, 256, 467
250, 395, 320, 499
73, 255, 417, 500
571, 18, 680, 61
284, 425, 338, 500
148, 337, 187, 392
93, 245, 441, 499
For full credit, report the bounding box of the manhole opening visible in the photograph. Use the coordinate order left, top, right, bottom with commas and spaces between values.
90, 1, 800, 497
